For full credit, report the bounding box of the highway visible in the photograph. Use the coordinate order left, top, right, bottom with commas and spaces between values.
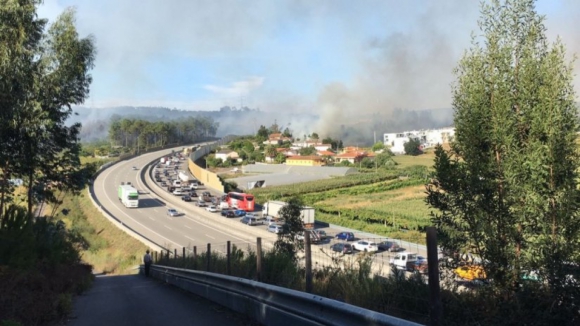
93, 145, 429, 275
93, 146, 278, 255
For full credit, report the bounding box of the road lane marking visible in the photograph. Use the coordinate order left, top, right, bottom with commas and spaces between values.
185, 236, 196, 242
205, 234, 215, 239
148, 216, 155, 221
183, 225, 192, 229
164, 225, 172, 230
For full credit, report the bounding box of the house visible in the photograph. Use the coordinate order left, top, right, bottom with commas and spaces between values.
215, 149, 239, 161
286, 155, 325, 166
334, 151, 368, 164
383, 127, 455, 154
316, 150, 336, 157
263, 133, 283, 145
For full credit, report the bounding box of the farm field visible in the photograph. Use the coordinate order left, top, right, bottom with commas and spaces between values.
248, 154, 437, 243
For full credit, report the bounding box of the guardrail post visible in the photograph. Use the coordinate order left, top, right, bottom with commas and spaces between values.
206, 243, 211, 272
154, 251, 158, 263
305, 231, 312, 293
226, 241, 231, 276
174, 248, 177, 260
427, 227, 442, 326
193, 246, 197, 270
182, 247, 186, 266
256, 237, 262, 282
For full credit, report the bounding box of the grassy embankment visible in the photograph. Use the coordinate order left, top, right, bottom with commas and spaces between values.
53, 157, 149, 274
248, 152, 437, 244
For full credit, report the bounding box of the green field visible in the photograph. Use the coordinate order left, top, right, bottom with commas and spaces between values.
248, 156, 437, 243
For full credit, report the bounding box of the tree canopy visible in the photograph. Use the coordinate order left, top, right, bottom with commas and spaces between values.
426, 0, 580, 304
0, 2, 96, 216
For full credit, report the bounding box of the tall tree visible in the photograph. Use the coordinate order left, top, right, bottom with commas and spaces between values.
426, 0, 580, 300
0, 2, 96, 216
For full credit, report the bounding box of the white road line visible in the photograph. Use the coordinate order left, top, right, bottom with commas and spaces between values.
148, 216, 155, 221
164, 225, 172, 230
205, 234, 215, 239
183, 225, 192, 229
185, 236, 196, 242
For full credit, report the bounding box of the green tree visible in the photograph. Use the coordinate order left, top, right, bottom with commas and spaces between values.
426, 0, 580, 302
274, 153, 287, 164
273, 197, 305, 257
256, 125, 269, 141
282, 127, 292, 138
403, 138, 422, 156
298, 146, 316, 156
0, 3, 96, 216
371, 141, 385, 152
375, 152, 396, 169
311, 132, 319, 140
264, 144, 277, 160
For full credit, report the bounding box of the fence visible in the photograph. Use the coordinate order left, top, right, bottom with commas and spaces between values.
151, 228, 443, 326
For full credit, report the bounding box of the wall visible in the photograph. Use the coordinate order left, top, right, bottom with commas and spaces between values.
187, 135, 239, 194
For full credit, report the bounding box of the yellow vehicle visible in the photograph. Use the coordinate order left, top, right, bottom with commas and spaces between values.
454, 265, 487, 281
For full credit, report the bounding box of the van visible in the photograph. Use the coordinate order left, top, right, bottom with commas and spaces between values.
173, 180, 181, 187
241, 215, 264, 226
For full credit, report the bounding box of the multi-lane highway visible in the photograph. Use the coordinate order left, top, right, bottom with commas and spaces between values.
93, 146, 277, 254
93, 145, 429, 276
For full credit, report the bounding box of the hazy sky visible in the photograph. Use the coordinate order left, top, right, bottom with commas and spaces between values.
38, 0, 580, 113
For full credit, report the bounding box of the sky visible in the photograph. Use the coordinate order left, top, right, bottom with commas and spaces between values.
37, 0, 580, 117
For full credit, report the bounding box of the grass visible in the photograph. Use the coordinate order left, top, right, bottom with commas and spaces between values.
391, 151, 436, 168
50, 187, 147, 275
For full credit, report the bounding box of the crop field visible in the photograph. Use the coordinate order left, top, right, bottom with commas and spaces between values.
248, 162, 436, 243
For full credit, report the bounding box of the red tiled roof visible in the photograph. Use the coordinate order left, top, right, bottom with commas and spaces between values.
269, 133, 282, 139
287, 155, 322, 161
335, 151, 363, 158
317, 150, 336, 156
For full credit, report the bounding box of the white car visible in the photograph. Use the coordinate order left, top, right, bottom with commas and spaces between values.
353, 240, 378, 253
167, 208, 179, 217
172, 189, 184, 196
205, 205, 218, 212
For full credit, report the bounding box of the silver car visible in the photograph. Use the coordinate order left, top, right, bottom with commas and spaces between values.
167, 208, 179, 217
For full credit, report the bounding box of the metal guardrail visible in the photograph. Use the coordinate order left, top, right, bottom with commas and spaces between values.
148, 264, 424, 326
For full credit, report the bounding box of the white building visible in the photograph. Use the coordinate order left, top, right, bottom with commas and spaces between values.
383, 127, 455, 154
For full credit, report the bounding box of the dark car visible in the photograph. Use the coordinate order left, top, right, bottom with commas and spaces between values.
330, 243, 353, 254
223, 210, 235, 218
202, 191, 212, 197
377, 240, 403, 252
189, 191, 198, 197
181, 195, 192, 202
233, 209, 246, 217
161, 182, 167, 187
409, 255, 428, 274
335, 232, 355, 241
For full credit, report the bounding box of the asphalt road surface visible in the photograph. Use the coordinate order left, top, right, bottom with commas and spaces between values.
67, 273, 257, 326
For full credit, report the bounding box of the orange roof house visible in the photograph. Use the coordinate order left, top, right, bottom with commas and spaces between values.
286, 155, 325, 166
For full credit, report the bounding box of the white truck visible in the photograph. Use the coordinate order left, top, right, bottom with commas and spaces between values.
118, 184, 139, 208
178, 171, 190, 183
160, 157, 167, 164
262, 201, 315, 228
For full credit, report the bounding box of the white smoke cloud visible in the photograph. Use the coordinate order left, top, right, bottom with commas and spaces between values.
204, 77, 265, 97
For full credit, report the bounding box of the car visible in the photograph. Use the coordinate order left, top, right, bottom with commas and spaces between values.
189, 191, 198, 197
202, 191, 212, 197
181, 195, 192, 202
335, 232, 355, 241
206, 205, 218, 212
377, 240, 403, 252
160, 182, 167, 187
409, 255, 428, 274
221, 209, 233, 217
312, 229, 327, 239
241, 215, 264, 226
196, 201, 207, 207
167, 208, 179, 217
233, 210, 246, 217
172, 189, 184, 196
353, 240, 378, 253
267, 224, 283, 234
222, 210, 235, 218
330, 243, 353, 254
155, 177, 162, 182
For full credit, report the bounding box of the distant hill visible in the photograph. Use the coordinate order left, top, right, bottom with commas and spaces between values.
70, 106, 454, 146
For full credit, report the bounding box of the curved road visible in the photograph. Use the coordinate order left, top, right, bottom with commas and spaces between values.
93, 146, 277, 254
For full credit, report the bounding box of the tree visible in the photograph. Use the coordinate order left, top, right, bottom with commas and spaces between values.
375, 152, 396, 169
256, 125, 269, 141
282, 127, 292, 138
298, 146, 316, 156
264, 145, 277, 160
311, 132, 319, 140
426, 0, 580, 301
0, 3, 96, 217
273, 197, 305, 257
403, 138, 422, 156
371, 141, 385, 152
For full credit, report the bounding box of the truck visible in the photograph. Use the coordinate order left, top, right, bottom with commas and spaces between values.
178, 171, 190, 183
160, 157, 167, 164
262, 201, 315, 228
389, 252, 418, 271
118, 184, 139, 208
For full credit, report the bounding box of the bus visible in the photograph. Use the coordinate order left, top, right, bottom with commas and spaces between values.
227, 192, 255, 211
